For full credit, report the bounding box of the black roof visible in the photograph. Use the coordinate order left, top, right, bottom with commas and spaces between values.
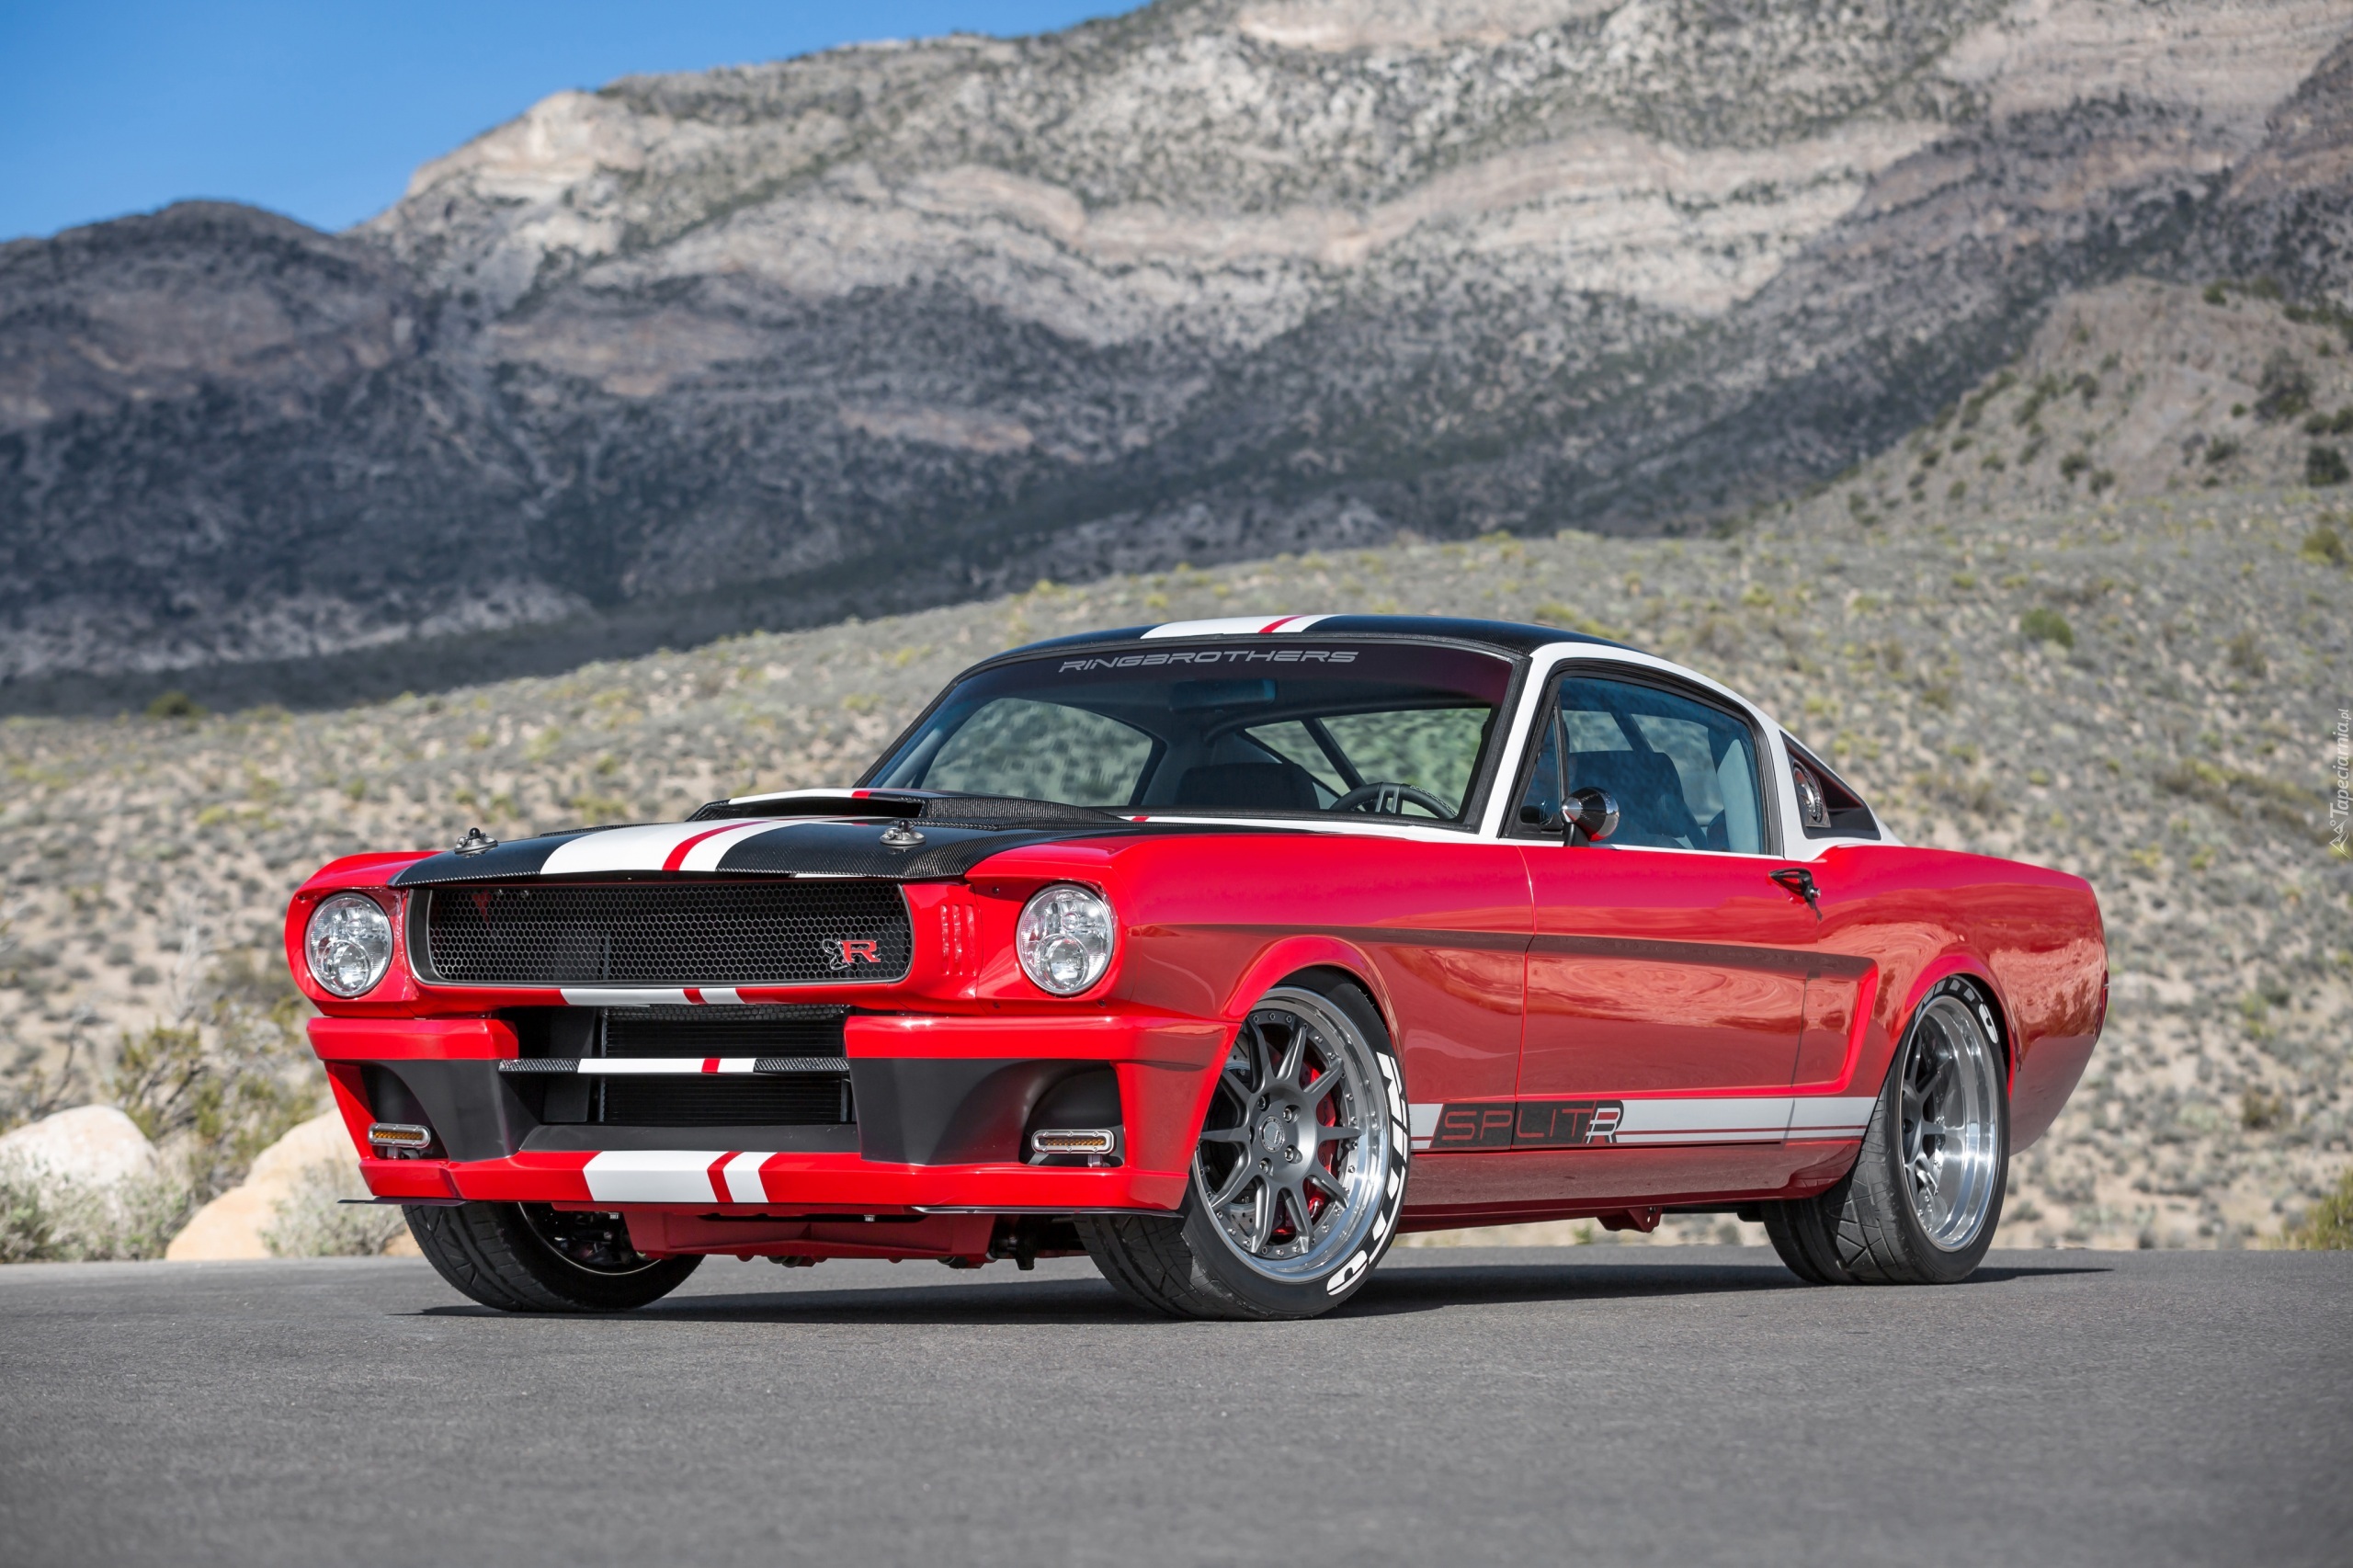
1002, 614, 1634, 661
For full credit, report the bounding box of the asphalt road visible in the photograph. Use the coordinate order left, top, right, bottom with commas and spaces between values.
2, 1246, 2347, 1567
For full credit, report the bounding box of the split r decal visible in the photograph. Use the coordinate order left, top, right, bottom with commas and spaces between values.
1429, 1098, 1623, 1150
1408, 1095, 1876, 1152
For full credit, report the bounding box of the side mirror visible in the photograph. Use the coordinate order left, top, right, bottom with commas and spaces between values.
1565, 788, 1619, 846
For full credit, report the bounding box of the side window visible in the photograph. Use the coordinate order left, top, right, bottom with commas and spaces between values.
1517, 676, 1767, 853
922, 699, 1155, 806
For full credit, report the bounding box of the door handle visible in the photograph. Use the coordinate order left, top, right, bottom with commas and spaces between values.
1770, 867, 1821, 916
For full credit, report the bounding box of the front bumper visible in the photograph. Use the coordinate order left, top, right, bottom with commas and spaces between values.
314, 1009, 1230, 1217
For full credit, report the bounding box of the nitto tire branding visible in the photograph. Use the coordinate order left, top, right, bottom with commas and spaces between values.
1326, 1047, 1412, 1297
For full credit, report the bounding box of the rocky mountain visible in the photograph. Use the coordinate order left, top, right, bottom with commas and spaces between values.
3, 0, 2348, 710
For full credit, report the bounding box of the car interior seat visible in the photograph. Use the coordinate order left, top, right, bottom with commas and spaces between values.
1563, 749, 1704, 846
1173, 761, 1323, 812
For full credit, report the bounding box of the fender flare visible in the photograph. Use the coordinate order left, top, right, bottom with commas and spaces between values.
1215, 933, 1399, 1042
1890, 953, 2014, 1085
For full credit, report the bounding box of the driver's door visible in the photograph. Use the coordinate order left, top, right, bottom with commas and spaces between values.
1515, 673, 1815, 1108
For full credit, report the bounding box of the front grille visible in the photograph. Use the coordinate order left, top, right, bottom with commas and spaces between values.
601, 1005, 847, 1058
419, 881, 913, 985
598, 1075, 851, 1127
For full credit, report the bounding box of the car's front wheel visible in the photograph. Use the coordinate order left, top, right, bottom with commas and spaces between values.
1078, 980, 1410, 1320
1763, 977, 2009, 1285
405, 1200, 702, 1312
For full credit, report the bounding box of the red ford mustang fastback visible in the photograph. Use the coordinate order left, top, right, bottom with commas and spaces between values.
289, 615, 2105, 1318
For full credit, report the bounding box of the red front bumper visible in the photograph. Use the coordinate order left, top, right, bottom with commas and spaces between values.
316, 1009, 1230, 1221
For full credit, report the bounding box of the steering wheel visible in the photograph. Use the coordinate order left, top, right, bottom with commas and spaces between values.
1331, 781, 1453, 818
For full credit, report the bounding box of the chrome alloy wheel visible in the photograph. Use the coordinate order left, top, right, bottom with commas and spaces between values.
1900, 995, 2004, 1251
1194, 987, 1393, 1282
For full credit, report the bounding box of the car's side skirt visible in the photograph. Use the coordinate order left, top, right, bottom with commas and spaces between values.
1405, 1094, 1874, 1153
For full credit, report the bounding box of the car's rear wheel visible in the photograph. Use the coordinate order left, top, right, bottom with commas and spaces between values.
1077, 980, 1410, 1320
1763, 978, 2008, 1286
404, 1200, 702, 1312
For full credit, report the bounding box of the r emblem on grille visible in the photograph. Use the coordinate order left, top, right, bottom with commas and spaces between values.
828, 938, 882, 970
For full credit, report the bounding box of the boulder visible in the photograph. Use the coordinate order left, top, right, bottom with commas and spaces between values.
0, 1106, 159, 1191
166, 1112, 416, 1260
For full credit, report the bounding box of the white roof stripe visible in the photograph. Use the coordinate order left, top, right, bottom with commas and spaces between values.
1140, 614, 1331, 639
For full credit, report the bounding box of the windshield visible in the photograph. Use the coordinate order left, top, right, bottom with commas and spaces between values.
865, 642, 1515, 822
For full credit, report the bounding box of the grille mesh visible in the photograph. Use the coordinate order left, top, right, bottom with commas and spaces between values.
420, 882, 912, 985
599, 1075, 850, 1127
601, 1005, 848, 1059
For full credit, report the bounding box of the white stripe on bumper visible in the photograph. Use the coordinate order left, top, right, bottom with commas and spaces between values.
573, 1058, 763, 1074
582, 1150, 734, 1204
722, 1152, 769, 1204
558, 988, 753, 1007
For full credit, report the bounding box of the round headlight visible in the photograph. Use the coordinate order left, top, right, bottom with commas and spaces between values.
1015, 884, 1116, 996
305, 892, 394, 997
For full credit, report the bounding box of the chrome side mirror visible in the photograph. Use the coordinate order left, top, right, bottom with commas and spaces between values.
1566, 788, 1619, 846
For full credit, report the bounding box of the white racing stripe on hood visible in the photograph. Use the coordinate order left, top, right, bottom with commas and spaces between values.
1141, 614, 1331, 638
537, 821, 750, 876
677, 821, 782, 872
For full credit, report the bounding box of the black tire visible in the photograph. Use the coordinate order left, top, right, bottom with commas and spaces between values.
1761, 1198, 1853, 1285
1078, 977, 1410, 1320
404, 1201, 702, 1312
1765, 977, 2009, 1287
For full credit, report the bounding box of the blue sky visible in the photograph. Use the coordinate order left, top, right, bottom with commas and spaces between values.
0, 1, 1140, 243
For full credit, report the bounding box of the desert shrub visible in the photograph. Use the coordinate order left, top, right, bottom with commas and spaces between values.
2020, 607, 2075, 648
2239, 1088, 2288, 1131
2283, 1168, 2353, 1249
109, 1017, 316, 1199
0, 1162, 53, 1263
2159, 758, 2325, 832
2307, 445, 2349, 487
2226, 632, 2268, 679
2014, 373, 2064, 426
2254, 351, 2312, 423
262, 1161, 407, 1258
2058, 451, 2090, 483
142, 690, 205, 721
2303, 524, 2348, 566
2204, 437, 2240, 465
0, 1156, 196, 1262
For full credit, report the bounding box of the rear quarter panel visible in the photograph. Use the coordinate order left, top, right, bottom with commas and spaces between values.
1812, 844, 2105, 1150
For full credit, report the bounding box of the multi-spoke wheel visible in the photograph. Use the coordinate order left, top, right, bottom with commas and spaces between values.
405, 1200, 702, 1312
1078, 979, 1410, 1319
1898, 994, 2004, 1250
1762, 977, 2009, 1286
